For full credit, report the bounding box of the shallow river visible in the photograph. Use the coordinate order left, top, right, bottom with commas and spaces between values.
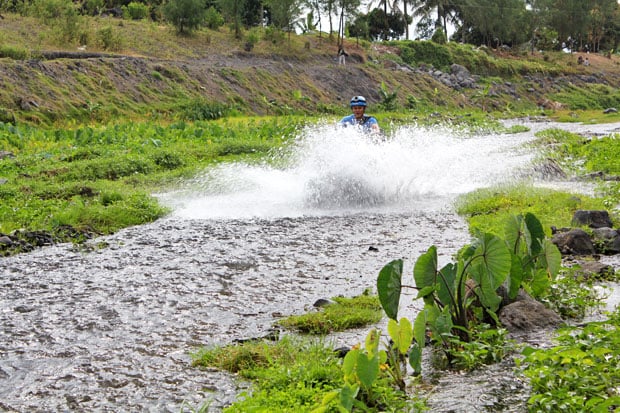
1, 120, 619, 412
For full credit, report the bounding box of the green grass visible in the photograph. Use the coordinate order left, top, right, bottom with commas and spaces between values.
192, 335, 417, 412
456, 184, 608, 236
518, 307, 620, 412
276, 293, 384, 335
0, 117, 301, 241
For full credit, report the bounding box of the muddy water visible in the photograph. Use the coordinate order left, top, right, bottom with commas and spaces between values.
1, 120, 619, 412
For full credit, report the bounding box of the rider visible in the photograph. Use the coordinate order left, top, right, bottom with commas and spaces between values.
339, 95, 380, 133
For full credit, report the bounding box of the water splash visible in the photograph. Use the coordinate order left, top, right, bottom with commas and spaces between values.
159, 123, 535, 219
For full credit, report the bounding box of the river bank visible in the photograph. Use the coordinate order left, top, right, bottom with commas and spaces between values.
1, 119, 619, 412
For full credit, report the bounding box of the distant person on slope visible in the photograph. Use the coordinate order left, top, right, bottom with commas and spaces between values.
339, 96, 380, 133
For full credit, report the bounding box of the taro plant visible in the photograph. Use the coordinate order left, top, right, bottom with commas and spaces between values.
312, 327, 416, 412
518, 308, 620, 412
377, 213, 561, 374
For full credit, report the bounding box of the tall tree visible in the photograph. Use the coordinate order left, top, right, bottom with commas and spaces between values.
162, 0, 206, 34
548, 0, 593, 49
337, 0, 361, 45
265, 0, 302, 39
411, 0, 458, 42
218, 0, 246, 38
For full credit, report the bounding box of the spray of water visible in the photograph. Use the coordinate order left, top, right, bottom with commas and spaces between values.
159, 123, 535, 219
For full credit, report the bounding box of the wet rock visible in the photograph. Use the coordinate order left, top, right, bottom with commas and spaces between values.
572, 210, 614, 228
0, 150, 15, 160
532, 157, 567, 179
313, 298, 334, 307
591, 227, 620, 254
499, 295, 563, 333
569, 260, 616, 280
551, 228, 596, 255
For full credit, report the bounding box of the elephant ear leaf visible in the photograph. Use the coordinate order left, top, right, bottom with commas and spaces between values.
377, 259, 403, 320
414, 246, 438, 289
524, 212, 545, 255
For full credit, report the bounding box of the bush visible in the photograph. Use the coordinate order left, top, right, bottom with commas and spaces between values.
96, 26, 123, 51
178, 99, 230, 121
0, 45, 30, 60
162, 0, 206, 34
204, 6, 223, 30
399, 40, 453, 70
122, 2, 149, 20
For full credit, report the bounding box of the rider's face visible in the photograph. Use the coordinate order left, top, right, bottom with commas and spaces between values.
351, 105, 365, 119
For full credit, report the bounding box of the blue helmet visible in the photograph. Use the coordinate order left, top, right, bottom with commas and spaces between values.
350, 95, 367, 107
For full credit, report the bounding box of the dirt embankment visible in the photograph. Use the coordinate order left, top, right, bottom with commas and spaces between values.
1, 20, 620, 125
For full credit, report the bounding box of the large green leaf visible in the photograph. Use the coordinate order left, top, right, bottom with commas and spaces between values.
339, 383, 359, 411
387, 318, 414, 354
524, 212, 545, 256
377, 259, 403, 320
436, 262, 457, 307
470, 233, 511, 288
530, 267, 551, 297
508, 254, 524, 299
414, 245, 438, 289
542, 239, 562, 278
504, 214, 523, 255
356, 352, 379, 388
468, 233, 511, 311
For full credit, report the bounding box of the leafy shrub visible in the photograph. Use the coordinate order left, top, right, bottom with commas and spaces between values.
264, 26, 285, 44
81, 0, 104, 16
245, 29, 260, 51
122, 2, 149, 20
519, 309, 620, 412
431, 27, 447, 44
400, 40, 453, 70
97, 26, 123, 51
0, 45, 30, 60
151, 151, 185, 170
204, 6, 223, 30
162, 0, 206, 34
178, 99, 229, 121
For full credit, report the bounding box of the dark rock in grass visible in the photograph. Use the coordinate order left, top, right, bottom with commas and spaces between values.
568, 260, 616, 280
551, 228, 596, 255
591, 227, 620, 254
313, 298, 335, 308
499, 294, 563, 333
572, 210, 614, 228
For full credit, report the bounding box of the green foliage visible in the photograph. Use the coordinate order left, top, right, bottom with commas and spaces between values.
378, 81, 398, 111
178, 98, 231, 121
397, 40, 453, 70
0, 45, 30, 60
192, 336, 363, 412
263, 26, 285, 44
456, 184, 608, 237
539, 271, 608, 319
518, 308, 620, 412
96, 25, 123, 51
431, 28, 446, 45
532, 128, 620, 210
122, 2, 150, 20
162, 0, 206, 34
376, 214, 560, 375
0, 118, 298, 242
276, 293, 383, 335
204, 6, 224, 30
448, 324, 512, 371
313, 329, 419, 412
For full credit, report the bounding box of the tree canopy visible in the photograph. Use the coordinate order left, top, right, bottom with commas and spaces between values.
5, 0, 619, 51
